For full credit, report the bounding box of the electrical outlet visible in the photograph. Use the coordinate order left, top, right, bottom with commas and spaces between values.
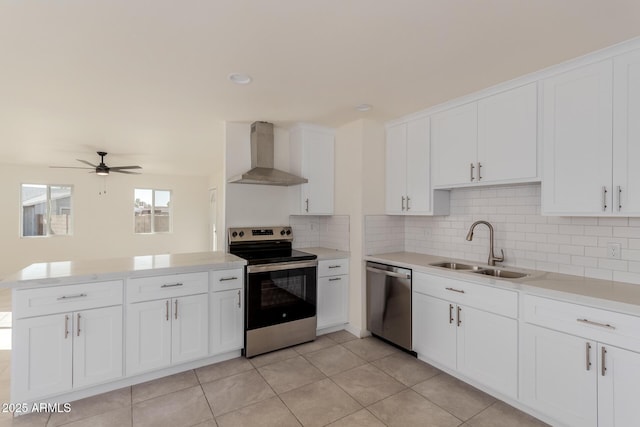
607, 243, 621, 259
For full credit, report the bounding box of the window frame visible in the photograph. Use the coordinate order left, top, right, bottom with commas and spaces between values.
134, 188, 173, 234
20, 183, 74, 238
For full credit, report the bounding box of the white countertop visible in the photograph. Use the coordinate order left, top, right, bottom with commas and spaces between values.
1, 251, 246, 289
366, 252, 640, 316
298, 247, 350, 260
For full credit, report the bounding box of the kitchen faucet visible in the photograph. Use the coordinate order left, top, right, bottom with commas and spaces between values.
465, 220, 504, 266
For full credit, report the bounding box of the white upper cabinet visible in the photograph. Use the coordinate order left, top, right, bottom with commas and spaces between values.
541, 60, 613, 215
289, 124, 335, 215
386, 117, 449, 215
431, 83, 538, 188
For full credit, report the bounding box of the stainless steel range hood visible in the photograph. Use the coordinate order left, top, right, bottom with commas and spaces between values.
228, 121, 308, 186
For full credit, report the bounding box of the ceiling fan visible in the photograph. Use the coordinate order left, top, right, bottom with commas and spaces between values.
50, 151, 142, 175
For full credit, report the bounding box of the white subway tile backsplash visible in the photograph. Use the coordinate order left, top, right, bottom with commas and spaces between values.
290, 215, 350, 251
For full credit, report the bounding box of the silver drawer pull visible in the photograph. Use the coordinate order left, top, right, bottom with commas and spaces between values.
328, 277, 342, 282
57, 293, 87, 300
328, 265, 341, 269
577, 318, 616, 330
161, 283, 183, 288
445, 287, 465, 294
219, 277, 238, 282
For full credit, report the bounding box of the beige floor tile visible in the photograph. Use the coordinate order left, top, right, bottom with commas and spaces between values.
132, 370, 199, 404
303, 345, 366, 376
324, 330, 358, 344
341, 337, 399, 362
464, 401, 549, 427
132, 385, 212, 427
47, 387, 131, 427
279, 378, 361, 427
258, 355, 325, 394
216, 397, 301, 427
202, 370, 275, 416
292, 336, 336, 355
413, 374, 495, 421
195, 357, 254, 384
59, 406, 131, 427
368, 389, 462, 427
371, 352, 441, 386
331, 364, 405, 406
249, 348, 299, 368
191, 420, 217, 427
327, 409, 386, 427
0, 412, 50, 427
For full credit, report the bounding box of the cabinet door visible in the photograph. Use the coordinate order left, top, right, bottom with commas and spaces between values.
172, 294, 209, 364
477, 83, 538, 183
431, 102, 478, 187
598, 344, 640, 427
385, 123, 407, 214
301, 131, 334, 215
541, 60, 613, 215
412, 293, 456, 370
613, 49, 640, 216
126, 299, 171, 375
210, 289, 244, 355
13, 313, 73, 401
405, 117, 431, 214
456, 306, 517, 398
73, 306, 123, 388
520, 324, 597, 427
317, 275, 348, 329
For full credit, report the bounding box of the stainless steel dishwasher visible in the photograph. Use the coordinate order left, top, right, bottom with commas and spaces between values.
366, 262, 412, 351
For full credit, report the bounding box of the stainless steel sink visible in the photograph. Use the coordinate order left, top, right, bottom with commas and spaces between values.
429, 262, 475, 270
471, 269, 528, 279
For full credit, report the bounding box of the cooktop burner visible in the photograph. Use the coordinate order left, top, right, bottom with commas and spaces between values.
227, 226, 317, 265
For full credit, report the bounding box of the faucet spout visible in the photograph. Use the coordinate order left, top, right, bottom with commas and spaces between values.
466, 220, 504, 266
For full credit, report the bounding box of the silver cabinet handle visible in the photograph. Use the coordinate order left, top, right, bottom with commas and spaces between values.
601, 346, 607, 376
586, 342, 592, 371
305, 198, 309, 213
618, 186, 622, 211
602, 186, 608, 212
449, 304, 454, 324
165, 300, 169, 321
174, 299, 178, 320
328, 277, 342, 281
366, 266, 411, 279
237, 290, 241, 308
457, 306, 462, 326
406, 196, 411, 211
57, 293, 87, 300
577, 318, 616, 330
77, 313, 81, 337
477, 162, 482, 181
64, 314, 70, 339
470, 163, 475, 182
219, 277, 238, 282
445, 287, 465, 294
161, 283, 183, 288
401, 196, 405, 211
328, 265, 341, 269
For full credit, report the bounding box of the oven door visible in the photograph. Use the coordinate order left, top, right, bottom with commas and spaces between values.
246, 260, 317, 330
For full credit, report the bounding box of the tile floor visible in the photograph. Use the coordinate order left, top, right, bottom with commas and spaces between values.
0, 326, 550, 427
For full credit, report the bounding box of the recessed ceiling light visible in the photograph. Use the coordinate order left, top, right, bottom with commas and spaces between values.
355, 104, 372, 112
228, 73, 252, 85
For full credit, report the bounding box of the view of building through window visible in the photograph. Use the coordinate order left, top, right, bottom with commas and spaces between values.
134, 189, 172, 233
21, 184, 73, 237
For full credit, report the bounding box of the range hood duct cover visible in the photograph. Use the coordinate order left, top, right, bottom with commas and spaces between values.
228, 121, 308, 186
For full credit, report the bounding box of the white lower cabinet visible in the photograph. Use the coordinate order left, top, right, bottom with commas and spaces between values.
317, 259, 349, 330
13, 305, 123, 402
209, 288, 244, 355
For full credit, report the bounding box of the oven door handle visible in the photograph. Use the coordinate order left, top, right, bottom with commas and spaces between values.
247, 260, 318, 273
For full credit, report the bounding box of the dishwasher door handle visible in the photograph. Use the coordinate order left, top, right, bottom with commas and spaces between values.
366, 267, 411, 279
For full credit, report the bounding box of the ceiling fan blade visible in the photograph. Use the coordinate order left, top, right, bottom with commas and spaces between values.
109, 165, 142, 170
112, 170, 141, 174
77, 159, 98, 167
50, 166, 94, 169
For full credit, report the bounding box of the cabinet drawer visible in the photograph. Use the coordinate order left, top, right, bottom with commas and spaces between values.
210, 269, 243, 292
127, 272, 208, 303
413, 272, 517, 318
14, 280, 123, 319
318, 259, 349, 277
522, 294, 640, 353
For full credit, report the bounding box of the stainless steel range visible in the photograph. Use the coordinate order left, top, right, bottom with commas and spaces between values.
228, 226, 318, 358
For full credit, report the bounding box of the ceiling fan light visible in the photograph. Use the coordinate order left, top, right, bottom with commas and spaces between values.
96, 170, 109, 176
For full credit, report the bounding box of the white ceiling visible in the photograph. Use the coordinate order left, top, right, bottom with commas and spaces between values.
1, 0, 639, 175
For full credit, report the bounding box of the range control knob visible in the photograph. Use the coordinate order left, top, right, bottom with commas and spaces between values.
280, 229, 286, 236
286, 229, 291, 235
239, 231, 245, 237
231, 231, 238, 238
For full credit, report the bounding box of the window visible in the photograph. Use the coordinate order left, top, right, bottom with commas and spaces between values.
134, 189, 172, 233
21, 184, 73, 237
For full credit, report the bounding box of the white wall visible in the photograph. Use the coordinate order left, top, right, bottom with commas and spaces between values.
0, 164, 210, 279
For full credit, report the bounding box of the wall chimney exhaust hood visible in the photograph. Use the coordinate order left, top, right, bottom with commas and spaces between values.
228, 121, 308, 186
